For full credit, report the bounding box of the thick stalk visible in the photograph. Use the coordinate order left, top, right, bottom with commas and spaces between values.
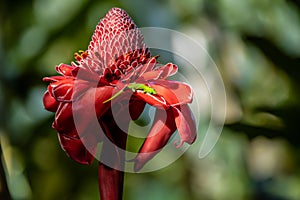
98, 163, 124, 200
98, 108, 129, 200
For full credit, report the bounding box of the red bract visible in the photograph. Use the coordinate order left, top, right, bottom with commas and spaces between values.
43, 7, 197, 200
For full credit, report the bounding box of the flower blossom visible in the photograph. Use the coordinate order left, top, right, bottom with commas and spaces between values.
43, 7, 197, 200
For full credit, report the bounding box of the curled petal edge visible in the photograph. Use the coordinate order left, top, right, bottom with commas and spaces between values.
133, 108, 176, 172
172, 104, 197, 148
43, 91, 59, 112
58, 133, 94, 165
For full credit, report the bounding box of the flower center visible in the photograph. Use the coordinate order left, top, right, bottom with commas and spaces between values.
103, 48, 151, 83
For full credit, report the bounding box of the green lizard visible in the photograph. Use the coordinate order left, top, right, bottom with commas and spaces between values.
103, 83, 157, 103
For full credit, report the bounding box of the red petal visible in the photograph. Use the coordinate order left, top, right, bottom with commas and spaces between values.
56, 63, 75, 76
47, 78, 91, 102
53, 103, 75, 135
172, 105, 197, 148
43, 76, 66, 83
71, 67, 100, 82
129, 98, 146, 120
58, 133, 94, 165
156, 63, 178, 79
133, 108, 176, 171
136, 57, 157, 76
151, 80, 193, 106
134, 90, 169, 109
43, 91, 59, 112
51, 79, 74, 102
53, 86, 114, 137
71, 86, 114, 135
72, 80, 91, 100
137, 70, 162, 81
53, 87, 109, 164
135, 62, 177, 82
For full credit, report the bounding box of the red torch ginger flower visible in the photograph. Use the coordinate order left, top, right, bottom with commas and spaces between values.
43, 7, 196, 200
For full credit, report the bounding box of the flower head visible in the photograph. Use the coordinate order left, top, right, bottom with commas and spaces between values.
43, 7, 197, 199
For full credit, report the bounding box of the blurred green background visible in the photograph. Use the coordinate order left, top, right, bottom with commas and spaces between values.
1, 0, 300, 199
